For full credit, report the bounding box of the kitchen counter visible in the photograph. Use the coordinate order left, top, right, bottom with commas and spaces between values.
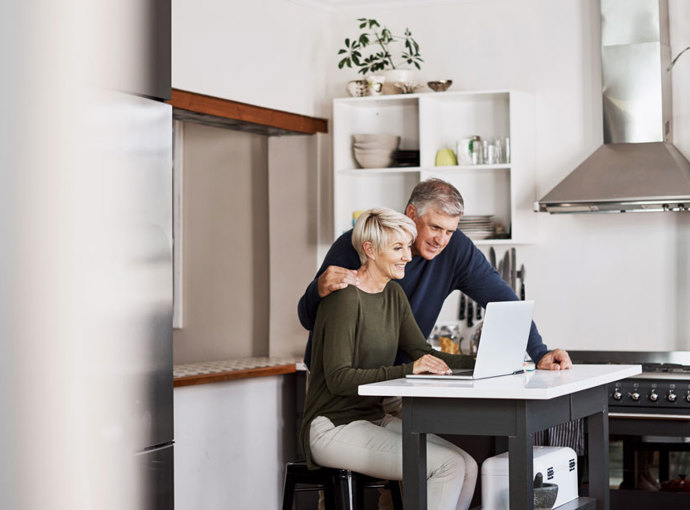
359, 364, 641, 399
173, 356, 305, 387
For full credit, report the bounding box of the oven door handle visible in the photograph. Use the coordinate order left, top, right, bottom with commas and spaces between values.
609, 412, 690, 421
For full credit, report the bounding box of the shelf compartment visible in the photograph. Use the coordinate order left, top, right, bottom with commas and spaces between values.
423, 166, 512, 241
333, 172, 419, 237
334, 98, 419, 172
419, 91, 510, 168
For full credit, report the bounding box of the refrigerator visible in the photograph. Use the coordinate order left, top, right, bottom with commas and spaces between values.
0, 1, 173, 509
123, 92, 175, 510
117, 1, 174, 507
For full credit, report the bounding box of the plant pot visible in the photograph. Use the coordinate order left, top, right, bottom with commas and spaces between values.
381, 69, 419, 95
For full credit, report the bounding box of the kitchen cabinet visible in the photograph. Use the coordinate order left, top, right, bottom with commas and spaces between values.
332, 90, 536, 244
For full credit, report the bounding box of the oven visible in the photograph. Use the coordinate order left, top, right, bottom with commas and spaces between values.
570, 351, 690, 509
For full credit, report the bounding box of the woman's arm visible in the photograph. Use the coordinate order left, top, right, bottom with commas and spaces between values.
396, 289, 475, 369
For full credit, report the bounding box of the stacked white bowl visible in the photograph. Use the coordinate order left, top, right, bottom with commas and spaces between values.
352, 134, 401, 169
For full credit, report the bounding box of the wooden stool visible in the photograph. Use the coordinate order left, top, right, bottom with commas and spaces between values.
282, 462, 403, 510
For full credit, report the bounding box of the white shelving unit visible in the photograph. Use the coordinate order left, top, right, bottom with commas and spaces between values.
332, 90, 536, 244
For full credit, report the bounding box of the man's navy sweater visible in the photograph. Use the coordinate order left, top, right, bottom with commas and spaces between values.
297, 229, 548, 367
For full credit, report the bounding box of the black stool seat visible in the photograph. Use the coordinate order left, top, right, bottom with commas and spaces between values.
282, 462, 403, 510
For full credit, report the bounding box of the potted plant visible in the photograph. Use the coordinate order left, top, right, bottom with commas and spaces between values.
338, 18, 423, 93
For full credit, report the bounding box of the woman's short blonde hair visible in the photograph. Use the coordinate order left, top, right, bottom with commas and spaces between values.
352, 207, 417, 264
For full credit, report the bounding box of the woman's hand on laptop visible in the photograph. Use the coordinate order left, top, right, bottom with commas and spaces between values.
413, 354, 452, 375
536, 349, 573, 370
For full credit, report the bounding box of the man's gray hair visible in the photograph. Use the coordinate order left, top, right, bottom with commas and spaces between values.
352, 207, 417, 265
407, 178, 464, 218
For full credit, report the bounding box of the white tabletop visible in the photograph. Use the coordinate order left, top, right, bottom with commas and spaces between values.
358, 364, 641, 400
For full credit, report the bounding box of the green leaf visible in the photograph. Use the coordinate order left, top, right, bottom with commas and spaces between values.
338, 49, 347, 55
370, 19, 380, 28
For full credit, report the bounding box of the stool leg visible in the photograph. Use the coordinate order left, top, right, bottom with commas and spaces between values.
332, 471, 354, 510
389, 480, 403, 510
323, 486, 337, 510
352, 474, 364, 509
282, 469, 295, 510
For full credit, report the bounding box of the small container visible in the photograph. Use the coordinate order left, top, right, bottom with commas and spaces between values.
457, 138, 474, 165
494, 138, 503, 164
487, 144, 496, 164
504, 137, 511, 163
438, 323, 461, 354
471, 137, 483, 164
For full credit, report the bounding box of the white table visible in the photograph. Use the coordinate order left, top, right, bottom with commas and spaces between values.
359, 364, 641, 510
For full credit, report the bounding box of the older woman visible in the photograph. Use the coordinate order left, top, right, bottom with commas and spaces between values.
300, 207, 478, 510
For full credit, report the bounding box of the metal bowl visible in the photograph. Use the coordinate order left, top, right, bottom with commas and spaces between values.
427, 80, 453, 92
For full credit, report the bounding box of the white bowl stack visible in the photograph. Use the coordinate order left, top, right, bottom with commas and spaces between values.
352, 134, 401, 169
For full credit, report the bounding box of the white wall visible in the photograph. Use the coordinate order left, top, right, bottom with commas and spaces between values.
172, 0, 333, 118
326, 0, 690, 351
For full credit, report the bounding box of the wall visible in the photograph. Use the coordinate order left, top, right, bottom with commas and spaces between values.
172, 122, 270, 364
173, 0, 333, 362
268, 134, 330, 358
174, 376, 297, 509
172, 0, 333, 118
326, 0, 690, 351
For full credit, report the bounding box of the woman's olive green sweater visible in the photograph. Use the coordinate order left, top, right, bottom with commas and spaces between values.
300, 282, 474, 468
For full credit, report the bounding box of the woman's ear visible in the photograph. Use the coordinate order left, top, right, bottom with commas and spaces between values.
363, 241, 375, 260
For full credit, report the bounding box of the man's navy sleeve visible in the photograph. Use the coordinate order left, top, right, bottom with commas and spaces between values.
449, 232, 548, 364
296, 230, 361, 366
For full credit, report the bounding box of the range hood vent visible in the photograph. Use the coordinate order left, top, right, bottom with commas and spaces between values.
537, 0, 690, 214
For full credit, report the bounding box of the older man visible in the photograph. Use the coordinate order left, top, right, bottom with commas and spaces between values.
298, 178, 571, 370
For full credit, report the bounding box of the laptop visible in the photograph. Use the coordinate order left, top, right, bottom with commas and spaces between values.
406, 300, 535, 380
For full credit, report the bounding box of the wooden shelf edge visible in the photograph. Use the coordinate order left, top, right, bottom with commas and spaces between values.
174, 363, 298, 387
168, 89, 328, 135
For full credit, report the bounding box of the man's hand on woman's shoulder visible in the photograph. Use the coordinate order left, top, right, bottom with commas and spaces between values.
318, 265, 360, 298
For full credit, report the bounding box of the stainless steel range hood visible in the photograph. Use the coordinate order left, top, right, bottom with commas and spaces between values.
537, 0, 690, 213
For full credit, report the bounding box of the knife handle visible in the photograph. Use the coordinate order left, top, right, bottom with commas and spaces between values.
520, 282, 525, 301
459, 293, 466, 320
476, 304, 482, 320
467, 301, 474, 328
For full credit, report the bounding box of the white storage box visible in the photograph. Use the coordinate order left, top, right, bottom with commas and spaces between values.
481, 446, 578, 509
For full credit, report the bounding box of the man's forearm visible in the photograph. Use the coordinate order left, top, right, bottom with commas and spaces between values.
526, 322, 548, 364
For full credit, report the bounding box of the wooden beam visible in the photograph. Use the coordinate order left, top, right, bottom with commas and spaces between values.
168, 88, 328, 135
173, 363, 297, 387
